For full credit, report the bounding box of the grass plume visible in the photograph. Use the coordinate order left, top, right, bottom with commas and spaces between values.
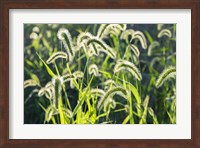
155, 66, 176, 88
114, 59, 142, 81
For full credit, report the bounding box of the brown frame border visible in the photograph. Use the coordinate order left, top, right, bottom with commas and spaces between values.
0, 0, 200, 147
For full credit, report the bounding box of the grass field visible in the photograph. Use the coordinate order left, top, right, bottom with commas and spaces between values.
24, 24, 176, 124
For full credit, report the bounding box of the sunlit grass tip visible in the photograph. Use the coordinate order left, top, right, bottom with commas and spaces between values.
147, 41, 160, 56
120, 29, 135, 41
97, 24, 127, 39
38, 87, 53, 100
57, 28, 74, 61
73, 71, 84, 79
114, 59, 142, 81
29, 32, 39, 39
129, 44, 140, 57
90, 88, 106, 97
24, 79, 38, 88
103, 79, 116, 86
32, 26, 40, 33
62, 71, 83, 88
45, 105, 56, 123
121, 29, 147, 49
45, 81, 54, 89
86, 37, 116, 59
155, 66, 176, 88
103, 98, 116, 112
88, 64, 101, 77
157, 24, 164, 31
157, 29, 172, 38
97, 86, 128, 110
77, 32, 94, 46
133, 31, 147, 49
62, 74, 75, 83
52, 76, 63, 108
46, 51, 68, 64
103, 79, 117, 90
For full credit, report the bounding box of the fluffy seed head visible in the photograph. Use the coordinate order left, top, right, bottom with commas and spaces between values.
147, 41, 160, 56
98, 86, 128, 110
114, 59, 142, 81
77, 32, 94, 46
62, 74, 75, 83
24, 79, 38, 88
97, 24, 127, 39
29, 32, 38, 39
88, 64, 100, 77
120, 29, 135, 41
73, 71, 84, 79
129, 44, 140, 57
90, 88, 106, 98
133, 31, 147, 49
157, 24, 164, 31
57, 28, 74, 61
155, 66, 176, 88
45, 105, 56, 122
86, 37, 116, 59
103, 98, 116, 112
158, 29, 172, 38
32, 26, 40, 33
46, 51, 68, 64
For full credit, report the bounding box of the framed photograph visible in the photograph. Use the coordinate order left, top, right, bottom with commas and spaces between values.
0, 0, 200, 147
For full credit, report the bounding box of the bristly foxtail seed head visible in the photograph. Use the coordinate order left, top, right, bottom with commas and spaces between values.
52, 76, 63, 108
157, 29, 172, 38
97, 24, 127, 39
38, 88, 46, 97
45, 105, 56, 122
73, 71, 84, 79
110, 99, 116, 109
46, 51, 68, 64
103, 79, 117, 90
155, 66, 176, 88
62, 71, 83, 88
62, 74, 75, 83
30, 32, 38, 39
78, 39, 97, 57
129, 44, 140, 57
133, 31, 147, 49
97, 86, 128, 110
121, 24, 127, 31
45, 81, 54, 89
103, 99, 116, 112
77, 32, 94, 46
91, 43, 99, 56
88, 64, 100, 77
32, 26, 40, 33
97, 24, 112, 38
57, 28, 74, 61
120, 29, 135, 41
157, 24, 164, 31
147, 41, 160, 56
44, 89, 53, 100
103, 79, 116, 86
114, 59, 142, 81
24, 79, 38, 88
90, 88, 106, 98
57, 28, 67, 41
38, 86, 54, 100
86, 37, 116, 59
52, 76, 63, 91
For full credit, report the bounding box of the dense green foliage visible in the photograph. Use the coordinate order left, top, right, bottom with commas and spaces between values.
24, 24, 176, 124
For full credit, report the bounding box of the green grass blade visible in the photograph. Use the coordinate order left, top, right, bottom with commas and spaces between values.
36, 52, 55, 78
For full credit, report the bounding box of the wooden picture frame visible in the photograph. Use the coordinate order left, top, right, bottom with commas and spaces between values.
0, 0, 200, 147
